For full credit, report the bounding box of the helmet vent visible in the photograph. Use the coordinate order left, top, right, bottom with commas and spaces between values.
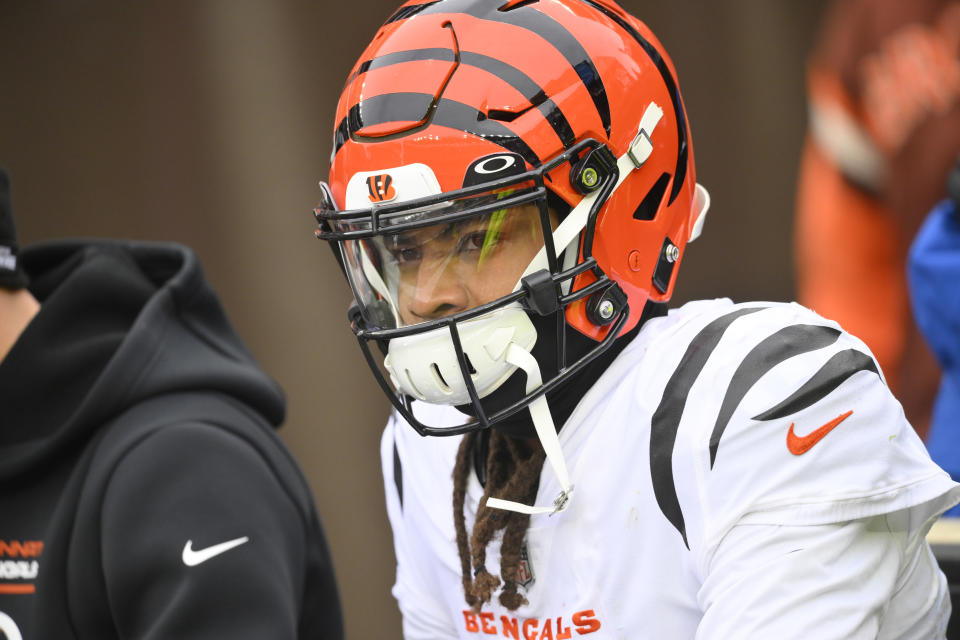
404, 369, 426, 398
430, 363, 453, 393
498, 0, 538, 11
486, 92, 547, 123
487, 105, 535, 122
463, 353, 478, 377
633, 172, 670, 221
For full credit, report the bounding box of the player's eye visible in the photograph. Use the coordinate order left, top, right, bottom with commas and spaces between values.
384, 230, 426, 265
458, 230, 491, 253
392, 246, 422, 265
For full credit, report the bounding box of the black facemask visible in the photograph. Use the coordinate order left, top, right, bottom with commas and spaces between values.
457, 300, 667, 439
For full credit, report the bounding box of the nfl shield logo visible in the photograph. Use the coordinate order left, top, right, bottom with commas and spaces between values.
516, 542, 534, 588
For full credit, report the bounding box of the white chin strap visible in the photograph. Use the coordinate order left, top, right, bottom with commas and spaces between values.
520, 102, 668, 281
486, 102, 669, 516
485, 343, 574, 515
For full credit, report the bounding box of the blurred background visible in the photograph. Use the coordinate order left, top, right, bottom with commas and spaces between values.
0, 1, 830, 637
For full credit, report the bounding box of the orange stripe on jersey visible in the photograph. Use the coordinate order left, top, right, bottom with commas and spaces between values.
0, 584, 35, 594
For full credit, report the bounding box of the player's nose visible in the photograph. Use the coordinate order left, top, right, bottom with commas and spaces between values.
406, 255, 469, 321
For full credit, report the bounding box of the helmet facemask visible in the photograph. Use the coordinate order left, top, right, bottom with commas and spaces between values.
317, 139, 630, 441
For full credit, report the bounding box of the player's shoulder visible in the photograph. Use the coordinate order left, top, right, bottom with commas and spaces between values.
660, 297, 846, 343
621, 298, 869, 395
577, 299, 857, 425
649, 300, 955, 551
656, 297, 893, 470
664, 298, 885, 430
669, 298, 895, 476
644, 298, 873, 369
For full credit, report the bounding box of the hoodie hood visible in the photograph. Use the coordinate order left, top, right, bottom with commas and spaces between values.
0, 239, 285, 480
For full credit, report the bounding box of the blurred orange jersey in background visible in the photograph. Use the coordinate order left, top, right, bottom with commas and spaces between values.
796, 0, 960, 437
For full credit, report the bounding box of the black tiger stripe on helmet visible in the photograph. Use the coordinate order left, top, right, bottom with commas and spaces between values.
344, 0, 689, 209
336, 46, 576, 154
334, 0, 608, 162
581, 0, 690, 205
401, 0, 611, 135
340, 93, 543, 166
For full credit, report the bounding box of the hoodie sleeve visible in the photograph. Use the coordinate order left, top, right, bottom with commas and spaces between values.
96, 420, 338, 639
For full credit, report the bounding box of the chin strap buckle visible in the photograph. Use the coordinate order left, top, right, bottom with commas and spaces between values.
551, 487, 574, 514
627, 102, 664, 168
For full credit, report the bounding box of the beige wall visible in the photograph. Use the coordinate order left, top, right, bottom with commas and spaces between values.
0, 1, 828, 637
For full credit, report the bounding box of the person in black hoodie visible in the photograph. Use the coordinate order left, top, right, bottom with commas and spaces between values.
0, 168, 344, 640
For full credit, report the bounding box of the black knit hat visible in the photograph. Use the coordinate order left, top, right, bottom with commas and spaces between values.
0, 168, 29, 290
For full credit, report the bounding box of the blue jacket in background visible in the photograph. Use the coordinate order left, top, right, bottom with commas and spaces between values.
909, 200, 960, 488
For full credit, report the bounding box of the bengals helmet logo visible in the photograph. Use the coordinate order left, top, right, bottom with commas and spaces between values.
366, 174, 397, 203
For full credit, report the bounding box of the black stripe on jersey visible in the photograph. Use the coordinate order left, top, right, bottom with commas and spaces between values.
709, 324, 841, 468
337, 92, 541, 166
393, 438, 404, 509
650, 306, 766, 548
384, 1, 441, 24
752, 349, 880, 421
581, 0, 689, 205
348, 48, 576, 149
406, 0, 611, 136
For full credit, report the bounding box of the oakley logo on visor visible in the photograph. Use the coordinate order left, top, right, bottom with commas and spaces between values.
366, 174, 397, 203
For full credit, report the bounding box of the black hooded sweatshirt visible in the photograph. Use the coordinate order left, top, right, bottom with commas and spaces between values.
0, 239, 343, 639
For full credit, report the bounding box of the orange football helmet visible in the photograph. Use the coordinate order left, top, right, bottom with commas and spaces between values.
316, 0, 709, 435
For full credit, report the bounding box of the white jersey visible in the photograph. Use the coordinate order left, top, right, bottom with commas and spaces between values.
381, 299, 960, 639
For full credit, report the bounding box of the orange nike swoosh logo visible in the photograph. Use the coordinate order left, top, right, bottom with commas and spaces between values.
786, 410, 853, 455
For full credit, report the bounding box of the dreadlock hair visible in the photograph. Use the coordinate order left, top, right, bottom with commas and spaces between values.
452, 429, 546, 612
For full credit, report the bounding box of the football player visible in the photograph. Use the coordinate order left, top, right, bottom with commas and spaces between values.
314, 0, 960, 637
